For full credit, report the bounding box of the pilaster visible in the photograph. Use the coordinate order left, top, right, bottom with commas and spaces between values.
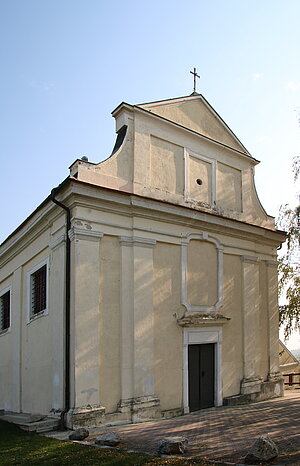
118, 236, 134, 409
11, 267, 22, 412
118, 236, 160, 421
241, 255, 261, 394
69, 227, 104, 424
49, 234, 66, 413
266, 260, 282, 383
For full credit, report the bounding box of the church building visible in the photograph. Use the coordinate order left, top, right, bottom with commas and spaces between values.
0, 92, 286, 428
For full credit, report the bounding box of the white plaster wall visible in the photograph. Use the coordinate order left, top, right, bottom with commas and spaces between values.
0, 212, 66, 415
0, 306, 12, 410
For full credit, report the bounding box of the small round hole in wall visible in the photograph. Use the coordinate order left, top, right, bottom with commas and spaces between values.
196, 179, 203, 185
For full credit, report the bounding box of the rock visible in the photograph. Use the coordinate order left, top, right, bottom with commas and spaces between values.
69, 428, 89, 440
158, 436, 188, 455
95, 432, 121, 446
245, 435, 279, 463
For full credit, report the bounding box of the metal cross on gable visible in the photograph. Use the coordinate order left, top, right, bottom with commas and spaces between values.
190, 67, 200, 93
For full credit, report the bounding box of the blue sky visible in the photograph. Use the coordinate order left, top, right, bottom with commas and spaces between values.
0, 0, 299, 347
1, 0, 299, 244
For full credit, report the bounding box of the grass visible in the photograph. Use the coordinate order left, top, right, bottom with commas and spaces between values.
0, 420, 214, 465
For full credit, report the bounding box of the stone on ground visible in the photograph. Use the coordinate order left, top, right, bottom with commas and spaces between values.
95, 432, 121, 446
158, 436, 188, 454
245, 435, 279, 463
69, 428, 89, 440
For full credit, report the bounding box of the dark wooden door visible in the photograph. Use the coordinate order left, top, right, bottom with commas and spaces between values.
188, 343, 215, 411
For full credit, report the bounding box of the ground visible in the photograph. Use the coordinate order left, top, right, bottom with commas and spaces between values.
47, 390, 300, 465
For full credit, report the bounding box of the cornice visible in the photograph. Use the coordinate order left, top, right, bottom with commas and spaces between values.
177, 312, 231, 327
0, 213, 55, 268
0, 179, 286, 267
69, 227, 103, 242
119, 236, 156, 248
68, 185, 285, 247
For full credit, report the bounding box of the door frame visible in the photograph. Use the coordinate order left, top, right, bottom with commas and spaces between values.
183, 327, 222, 413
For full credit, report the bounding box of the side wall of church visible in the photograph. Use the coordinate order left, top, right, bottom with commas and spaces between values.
0, 214, 66, 415
0, 274, 13, 411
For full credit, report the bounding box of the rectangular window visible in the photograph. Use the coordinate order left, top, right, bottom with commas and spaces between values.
31, 264, 47, 315
0, 290, 11, 332
28, 259, 49, 321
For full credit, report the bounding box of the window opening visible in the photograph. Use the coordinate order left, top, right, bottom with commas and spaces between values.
31, 264, 47, 316
0, 291, 10, 331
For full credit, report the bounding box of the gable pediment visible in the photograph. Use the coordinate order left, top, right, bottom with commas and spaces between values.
139, 95, 249, 154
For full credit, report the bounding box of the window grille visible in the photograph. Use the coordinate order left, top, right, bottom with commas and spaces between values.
0, 291, 10, 331
31, 264, 47, 315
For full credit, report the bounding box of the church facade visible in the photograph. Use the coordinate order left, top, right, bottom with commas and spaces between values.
0, 94, 286, 427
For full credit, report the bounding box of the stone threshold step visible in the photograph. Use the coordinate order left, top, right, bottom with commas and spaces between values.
19, 418, 61, 433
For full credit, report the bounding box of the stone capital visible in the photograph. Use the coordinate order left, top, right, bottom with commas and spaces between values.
242, 255, 259, 264
69, 227, 103, 242
265, 260, 278, 268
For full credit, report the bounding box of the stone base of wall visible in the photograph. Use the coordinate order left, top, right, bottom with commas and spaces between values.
223, 376, 284, 407
66, 395, 162, 429
118, 395, 161, 423
131, 396, 161, 423
66, 376, 284, 428
161, 407, 183, 419
65, 404, 106, 429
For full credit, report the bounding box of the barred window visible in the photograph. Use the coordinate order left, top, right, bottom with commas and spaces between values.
30, 262, 48, 318
0, 290, 10, 332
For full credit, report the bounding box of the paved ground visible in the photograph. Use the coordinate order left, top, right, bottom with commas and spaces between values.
49, 390, 300, 464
